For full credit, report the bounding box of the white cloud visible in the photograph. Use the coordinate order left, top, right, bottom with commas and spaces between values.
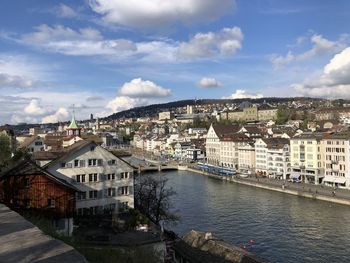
178, 27, 243, 59
292, 47, 350, 98
24, 99, 48, 115
271, 34, 347, 69
197, 77, 222, 88
0, 73, 37, 88
89, 0, 235, 29
42, 107, 70, 123
223, 89, 264, 99
9, 25, 243, 62
56, 4, 77, 18
0, 54, 46, 88
106, 96, 148, 113
118, 78, 171, 98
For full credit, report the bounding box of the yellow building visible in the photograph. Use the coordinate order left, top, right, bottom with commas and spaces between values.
221, 104, 277, 122
290, 133, 324, 185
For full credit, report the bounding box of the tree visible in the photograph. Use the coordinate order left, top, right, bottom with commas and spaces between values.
0, 134, 11, 168
135, 175, 178, 225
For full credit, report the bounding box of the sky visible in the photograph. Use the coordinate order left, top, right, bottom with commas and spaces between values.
1, 0, 350, 124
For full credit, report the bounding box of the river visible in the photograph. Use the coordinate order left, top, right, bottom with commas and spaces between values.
150, 170, 350, 263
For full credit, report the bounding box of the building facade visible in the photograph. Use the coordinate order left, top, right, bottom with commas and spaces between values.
45, 141, 134, 215
290, 134, 324, 185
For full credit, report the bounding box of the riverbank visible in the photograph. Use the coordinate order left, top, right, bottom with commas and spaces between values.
185, 167, 350, 206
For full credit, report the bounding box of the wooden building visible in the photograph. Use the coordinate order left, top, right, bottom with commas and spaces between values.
0, 158, 78, 235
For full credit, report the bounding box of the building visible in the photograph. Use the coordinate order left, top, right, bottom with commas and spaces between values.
19, 136, 45, 153
220, 134, 250, 169
238, 142, 255, 174
220, 103, 278, 122
186, 105, 193, 115
322, 133, 350, 189
66, 111, 82, 138
173, 142, 195, 160
255, 138, 291, 179
0, 159, 77, 235
44, 140, 134, 215
159, 111, 174, 121
290, 133, 325, 184
205, 124, 240, 166
186, 148, 205, 161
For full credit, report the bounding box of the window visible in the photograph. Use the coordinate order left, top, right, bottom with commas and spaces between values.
88, 159, 103, 166
79, 160, 86, 167
74, 160, 79, 167
119, 186, 129, 195
23, 178, 30, 188
48, 198, 55, 208
107, 173, 115, 180
120, 172, 129, 179
77, 174, 86, 183
77, 192, 86, 200
61, 162, 66, 168
88, 173, 98, 182
108, 160, 116, 165
88, 159, 97, 166
107, 188, 116, 197
89, 190, 98, 199
35, 141, 42, 146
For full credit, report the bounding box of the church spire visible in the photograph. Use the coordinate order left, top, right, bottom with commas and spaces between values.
68, 104, 78, 129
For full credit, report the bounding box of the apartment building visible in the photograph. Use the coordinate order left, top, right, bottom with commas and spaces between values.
205, 124, 239, 165
290, 133, 324, 185
220, 134, 250, 169
322, 133, 350, 189
255, 138, 291, 179
238, 142, 255, 174
45, 140, 134, 215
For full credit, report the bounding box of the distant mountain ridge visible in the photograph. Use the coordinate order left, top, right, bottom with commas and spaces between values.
102, 97, 322, 121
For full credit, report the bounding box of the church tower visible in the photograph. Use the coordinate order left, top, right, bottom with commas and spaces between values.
66, 107, 81, 138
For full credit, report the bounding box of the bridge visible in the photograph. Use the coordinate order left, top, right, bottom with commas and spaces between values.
137, 164, 179, 173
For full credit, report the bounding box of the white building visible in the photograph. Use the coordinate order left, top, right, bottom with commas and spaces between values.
255, 138, 291, 179
19, 136, 45, 153
206, 124, 239, 166
322, 134, 350, 189
45, 140, 134, 215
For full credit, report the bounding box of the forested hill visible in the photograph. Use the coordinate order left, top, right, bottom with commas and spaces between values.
102, 97, 321, 121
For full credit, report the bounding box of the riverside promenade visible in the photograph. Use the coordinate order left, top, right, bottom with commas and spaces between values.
126, 149, 350, 206
186, 166, 350, 206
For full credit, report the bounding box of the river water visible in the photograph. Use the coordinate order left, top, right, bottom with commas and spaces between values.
152, 170, 350, 263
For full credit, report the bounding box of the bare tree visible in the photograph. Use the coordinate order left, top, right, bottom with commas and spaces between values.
135, 175, 178, 225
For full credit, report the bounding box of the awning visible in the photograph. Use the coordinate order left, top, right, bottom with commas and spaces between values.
323, 176, 346, 184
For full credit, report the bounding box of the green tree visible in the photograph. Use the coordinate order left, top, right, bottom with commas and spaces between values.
276, 107, 290, 125
0, 134, 11, 168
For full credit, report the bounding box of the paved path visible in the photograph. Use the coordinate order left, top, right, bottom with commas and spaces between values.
0, 204, 88, 263
239, 176, 350, 201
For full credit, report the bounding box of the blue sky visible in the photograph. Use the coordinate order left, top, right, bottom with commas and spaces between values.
1, 0, 350, 124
